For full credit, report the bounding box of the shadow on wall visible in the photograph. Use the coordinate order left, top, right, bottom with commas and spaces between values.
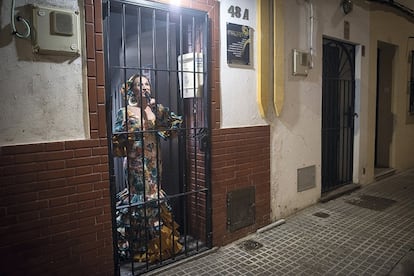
368, 1, 414, 23
1, 1, 78, 63
0, 0, 13, 48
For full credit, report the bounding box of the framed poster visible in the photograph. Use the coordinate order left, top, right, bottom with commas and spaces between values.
226, 23, 251, 66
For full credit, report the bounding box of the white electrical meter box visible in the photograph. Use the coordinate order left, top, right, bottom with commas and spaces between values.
178, 53, 204, 98
292, 49, 309, 76
32, 5, 81, 55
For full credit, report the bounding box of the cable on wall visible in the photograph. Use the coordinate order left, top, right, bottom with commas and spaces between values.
11, 0, 31, 38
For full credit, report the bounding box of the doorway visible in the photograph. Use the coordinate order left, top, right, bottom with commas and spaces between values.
103, 0, 212, 274
375, 41, 396, 177
322, 38, 356, 193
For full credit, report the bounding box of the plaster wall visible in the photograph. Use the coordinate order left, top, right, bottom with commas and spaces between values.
219, 0, 267, 128
270, 0, 370, 220
0, 0, 88, 146
369, 7, 414, 170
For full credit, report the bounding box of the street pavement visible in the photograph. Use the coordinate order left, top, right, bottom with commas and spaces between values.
148, 169, 414, 275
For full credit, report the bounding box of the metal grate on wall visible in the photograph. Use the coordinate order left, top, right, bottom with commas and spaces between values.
103, 0, 212, 274
297, 165, 316, 192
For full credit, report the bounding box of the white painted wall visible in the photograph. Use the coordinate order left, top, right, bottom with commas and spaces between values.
0, 0, 88, 146
269, 0, 371, 220
219, 0, 267, 128
218, 0, 373, 220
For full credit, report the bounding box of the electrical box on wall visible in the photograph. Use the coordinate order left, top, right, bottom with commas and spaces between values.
292, 49, 309, 76
32, 5, 81, 55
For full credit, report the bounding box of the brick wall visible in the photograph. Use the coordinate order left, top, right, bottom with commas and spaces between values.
0, 1, 114, 275
0, 141, 113, 275
211, 126, 271, 246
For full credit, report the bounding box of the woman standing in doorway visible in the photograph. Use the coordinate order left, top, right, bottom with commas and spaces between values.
112, 74, 183, 263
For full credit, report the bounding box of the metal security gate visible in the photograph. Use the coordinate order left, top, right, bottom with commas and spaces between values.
103, 1, 211, 274
322, 38, 356, 193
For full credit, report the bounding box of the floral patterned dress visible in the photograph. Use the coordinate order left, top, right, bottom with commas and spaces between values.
112, 103, 183, 262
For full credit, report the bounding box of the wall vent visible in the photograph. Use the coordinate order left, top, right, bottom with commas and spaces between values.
227, 186, 255, 232
297, 165, 316, 192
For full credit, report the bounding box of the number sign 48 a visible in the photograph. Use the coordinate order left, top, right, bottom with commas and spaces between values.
228, 5, 249, 20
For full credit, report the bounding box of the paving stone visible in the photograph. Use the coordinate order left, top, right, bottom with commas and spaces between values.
146, 169, 414, 276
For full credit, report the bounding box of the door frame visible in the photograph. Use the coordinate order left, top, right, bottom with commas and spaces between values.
102, 0, 212, 273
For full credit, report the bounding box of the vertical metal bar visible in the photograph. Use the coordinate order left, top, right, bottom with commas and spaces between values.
336, 76, 341, 186
322, 42, 327, 191
345, 80, 348, 183
135, 6, 151, 270
350, 44, 356, 183
344, 80, 349, 183
152, 8, 157, 91
328, 77, 332, 190
347, 87, 350, 182
330, 77, 334, 189
349, 79, 352, 182
164, 9, 176, 259
191, 15, 201, 252
177, 15, 186, 252
177, 13, 189, 255
340, 79, 344, 184
330, 77, 335, 190
328, 77, 332, 189
343, 80, 346, 183
333, 77, 336, 188
121, 3, 136, 273
321, 66, 325, 191
330, 77, 334, 190
150, 7, 165, 264
325, 77, 335, 189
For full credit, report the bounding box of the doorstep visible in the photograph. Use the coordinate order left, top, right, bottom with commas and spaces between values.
320, 183, 361, 203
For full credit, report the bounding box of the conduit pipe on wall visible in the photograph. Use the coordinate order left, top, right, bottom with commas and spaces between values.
305, 0, 314, 69
11, 0, 31, 38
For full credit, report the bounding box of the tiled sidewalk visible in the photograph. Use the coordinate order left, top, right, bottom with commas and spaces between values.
150, 169, 414, 275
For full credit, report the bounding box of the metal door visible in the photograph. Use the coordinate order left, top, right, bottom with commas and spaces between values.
103, 1, 211, 274
322, 38, 356, 193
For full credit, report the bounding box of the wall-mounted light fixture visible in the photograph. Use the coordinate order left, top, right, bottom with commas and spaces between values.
341, 0, 353, 15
